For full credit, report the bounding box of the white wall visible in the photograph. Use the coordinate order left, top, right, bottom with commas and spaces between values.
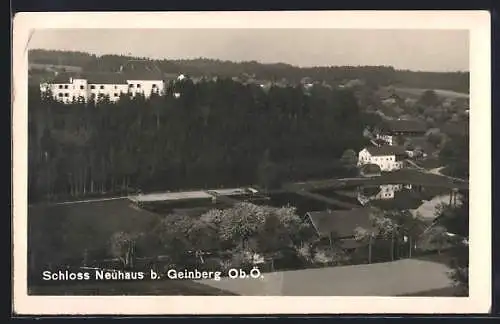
371, 155, 403, 171
88, 83, 129, 102
42, 79, 88, 103
357, 149, 371, 166
376, 134, 394, 145
127, 80, 165, 98
357, 149, 403, 172
50, 83, 73, 104
40, 78, 165, 104
69, 78, 88, 102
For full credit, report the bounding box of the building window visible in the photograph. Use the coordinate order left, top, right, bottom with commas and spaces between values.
64, 85, 69, 89
90, 85, 95, 90
136, 84, 141, 88
58, 85, 63, 89
64, 93, 69, 97
129, 84, 134, 88
114, 85, 118, 89
58, 93, 63, 97
114, 93, 118, 97
152, 84, 157, 88
100, 85, 104, 90
80, 85, 85, 90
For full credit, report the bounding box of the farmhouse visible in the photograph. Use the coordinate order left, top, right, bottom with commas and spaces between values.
305, 208, 374, 250
375, 120, 427, 146
405, 137, 435, 158
357, 146, 407, 172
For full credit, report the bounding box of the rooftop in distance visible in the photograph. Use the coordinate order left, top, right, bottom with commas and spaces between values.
306, 208, 374, 238
46, 71, 171, 84
379, 119, 427, 133
365, 145, 407, 156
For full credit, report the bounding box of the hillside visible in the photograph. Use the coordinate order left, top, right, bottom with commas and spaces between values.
28, 49, 469, 93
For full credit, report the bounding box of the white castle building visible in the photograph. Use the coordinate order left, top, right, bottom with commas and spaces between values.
40, 71, 185, 104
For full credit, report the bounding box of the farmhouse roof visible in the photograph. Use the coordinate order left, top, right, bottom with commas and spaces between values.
164, 73, 181, 81
125, 71, 165, 81
50, 72, 76, 83
380, 120, 427, 133
85, 72, 128, 84
408, 137, 435, 154
365, 145, 407, 157
306, 208, 374, 238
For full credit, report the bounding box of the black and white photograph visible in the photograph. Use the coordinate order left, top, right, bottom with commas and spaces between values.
12, 11, 491, 314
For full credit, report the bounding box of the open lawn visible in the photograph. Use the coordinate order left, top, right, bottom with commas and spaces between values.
198, 259, 453, 296
392, 87, 469, 99
28, 199, 164, 266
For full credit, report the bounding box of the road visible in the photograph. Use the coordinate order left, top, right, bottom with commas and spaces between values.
405, 159, 467, 183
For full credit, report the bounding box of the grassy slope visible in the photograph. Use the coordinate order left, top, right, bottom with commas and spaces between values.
392, 87, 469, 99
28, 199, 164, 264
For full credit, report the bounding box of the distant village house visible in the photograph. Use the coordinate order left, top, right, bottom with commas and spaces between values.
305, 208, 374, 251
357, 146, 407, 172
375, 120, 427, 146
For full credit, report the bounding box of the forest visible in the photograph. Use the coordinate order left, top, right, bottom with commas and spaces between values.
29, 49, 470, 93
28, 78, 372, 203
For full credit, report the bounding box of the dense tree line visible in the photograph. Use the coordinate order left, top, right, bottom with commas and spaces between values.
434, 190, 469, 295
29, 79, 370, 203
439, 134, 469, 179
29, 49, 469, 93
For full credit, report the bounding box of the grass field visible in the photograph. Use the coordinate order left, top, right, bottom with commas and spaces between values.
392, 87, 469, 99
28, 199, 164, 268
199, 258, 454, 296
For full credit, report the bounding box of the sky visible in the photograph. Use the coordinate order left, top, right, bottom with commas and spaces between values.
28, 29, 469, 72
